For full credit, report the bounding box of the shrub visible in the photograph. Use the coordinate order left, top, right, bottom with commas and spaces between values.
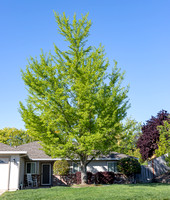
95, 172, 114, 184
53, 160, 70, 176
74, 172, 94, 184
87, 172, 94, 184
117, 157, 141, 177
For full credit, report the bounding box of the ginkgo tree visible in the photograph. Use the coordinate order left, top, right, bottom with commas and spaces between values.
19, 12, 130, 184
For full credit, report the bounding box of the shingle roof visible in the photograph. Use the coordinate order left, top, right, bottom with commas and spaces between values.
100, 152, 130, 159
0, 143, 18, 151
0, 141, 132, 161
16, 141, 53, 160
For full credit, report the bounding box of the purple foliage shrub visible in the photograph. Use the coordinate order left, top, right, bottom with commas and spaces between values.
75, 172, 94, 184
95, 172, 114, 184
75, 172, 81, 184
137, 110, 170, 161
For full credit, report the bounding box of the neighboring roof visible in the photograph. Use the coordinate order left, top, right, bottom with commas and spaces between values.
0, 143, 17, 151
16, 141, 55, 160
0, 143, 27, 154
97, 152, 131, 160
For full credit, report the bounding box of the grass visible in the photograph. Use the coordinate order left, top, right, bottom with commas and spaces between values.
0, 184, 170, 200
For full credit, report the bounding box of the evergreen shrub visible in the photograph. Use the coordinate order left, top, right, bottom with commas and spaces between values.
118, 157, 141, 177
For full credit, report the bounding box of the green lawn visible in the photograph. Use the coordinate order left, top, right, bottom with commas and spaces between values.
0, 184, 170, 200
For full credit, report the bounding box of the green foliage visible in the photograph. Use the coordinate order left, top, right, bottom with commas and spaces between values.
165, 154, 170, 167
118, 157, 141, 177
53, 160, 70, 176
155, 121, 170, 167
117, 117, 142, 157
156, 121, 170, 155
0, 127, 34, 146
19, 12, 129, 183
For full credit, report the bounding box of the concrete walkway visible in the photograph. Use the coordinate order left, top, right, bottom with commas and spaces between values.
0, 190, 6, 196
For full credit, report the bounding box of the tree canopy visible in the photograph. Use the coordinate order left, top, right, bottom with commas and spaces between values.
19, 12, 130, 184
117, 117, 142, 158
155, 121, 170, 166
0, 127, 34, 146
137, 110, 170, 161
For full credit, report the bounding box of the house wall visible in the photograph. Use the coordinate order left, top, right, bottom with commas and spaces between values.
87, 160, 108, 173
8, 155, 20, 191
69, 160, 118, 174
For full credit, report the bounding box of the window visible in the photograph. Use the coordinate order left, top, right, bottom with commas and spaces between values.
108, 162, 118, 172
72, 162, 80, 173
26, 162, 36, 174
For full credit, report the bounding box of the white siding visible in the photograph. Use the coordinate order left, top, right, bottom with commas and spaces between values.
69, 160, 118, 174
87, 161, 108, 173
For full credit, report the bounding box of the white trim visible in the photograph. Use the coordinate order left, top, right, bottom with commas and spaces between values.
0, 151, 27, 154
26, 162, 36, 174
30, 158, 120, 161
31, 158, 58, 161
94, 158, 120, 161
41, 163, 51, 185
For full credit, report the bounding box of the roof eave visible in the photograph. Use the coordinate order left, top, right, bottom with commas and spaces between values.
30, 158, 59, 161
0, 151, 27, 154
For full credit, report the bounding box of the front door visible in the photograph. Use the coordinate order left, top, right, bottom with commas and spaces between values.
41, 164, 51, 185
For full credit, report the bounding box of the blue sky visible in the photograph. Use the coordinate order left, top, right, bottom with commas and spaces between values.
0, 0, 170, 129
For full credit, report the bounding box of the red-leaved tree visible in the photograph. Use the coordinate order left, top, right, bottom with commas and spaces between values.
137, 110, 170, 161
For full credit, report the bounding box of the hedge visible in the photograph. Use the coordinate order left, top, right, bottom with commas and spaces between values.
74, 172, 114, 184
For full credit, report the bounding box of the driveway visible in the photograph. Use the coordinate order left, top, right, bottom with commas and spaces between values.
0, 190, 6, 196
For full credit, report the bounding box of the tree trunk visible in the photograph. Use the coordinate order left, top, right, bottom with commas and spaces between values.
80, 161, 87, 185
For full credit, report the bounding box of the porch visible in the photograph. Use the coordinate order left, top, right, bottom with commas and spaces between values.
20, 159, 54, 188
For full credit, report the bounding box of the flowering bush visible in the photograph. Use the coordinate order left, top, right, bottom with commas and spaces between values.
118, 157, 141, 177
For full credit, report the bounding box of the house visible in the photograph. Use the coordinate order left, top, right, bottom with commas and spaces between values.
0, 142, 56, 191
0, 143, 27, 191
0, 141, 131, 191
70, 152, 130, 174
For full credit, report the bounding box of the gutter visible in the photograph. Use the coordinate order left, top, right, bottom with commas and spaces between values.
30, 157, 121, 161
0, 151, 27, 154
